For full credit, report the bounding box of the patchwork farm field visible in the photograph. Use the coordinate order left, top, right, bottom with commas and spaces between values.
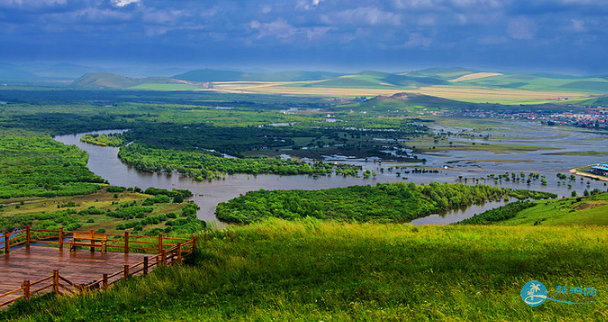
205, 82, 593, 104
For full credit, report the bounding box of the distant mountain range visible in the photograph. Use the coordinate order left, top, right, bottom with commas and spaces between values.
2, 63, 607, 95
0, 62, 190, 82
172, 69, 343, 82
71, 73, 184, 89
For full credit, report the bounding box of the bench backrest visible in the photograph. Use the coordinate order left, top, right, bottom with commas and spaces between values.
72, 232, 108, 241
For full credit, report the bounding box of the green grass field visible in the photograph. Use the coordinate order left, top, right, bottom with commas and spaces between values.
2, 218, 606, 321
495, 193, 608, 226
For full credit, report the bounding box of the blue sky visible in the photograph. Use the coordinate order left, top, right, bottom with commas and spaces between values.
1, 0, 607, 73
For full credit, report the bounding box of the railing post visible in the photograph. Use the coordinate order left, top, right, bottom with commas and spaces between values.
123, 265, 130, 279
143, 257, 149, 276
158, 234, 163, 253
177, 243, 182, 264
102, 274, 108, 290
22, 280, 30, 299
58, 228, 64, 250
124, 231, 129, 254
191, 236, 197, 255
160, 249, 166, 266
26, 226, 31, 248
4, 232, 9, 254
89, 229, 95, 252
52, 270, 60, 295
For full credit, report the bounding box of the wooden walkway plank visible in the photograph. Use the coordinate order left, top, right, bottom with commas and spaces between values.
0, 246, 148, 295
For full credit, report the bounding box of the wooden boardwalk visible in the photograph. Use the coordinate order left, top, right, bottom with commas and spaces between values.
0, 246, 148, 296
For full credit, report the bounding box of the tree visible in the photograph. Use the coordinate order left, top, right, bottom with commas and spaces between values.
173, 194, 184, 203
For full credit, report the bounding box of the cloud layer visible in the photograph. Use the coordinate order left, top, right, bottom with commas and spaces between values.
1, 0, 607, 72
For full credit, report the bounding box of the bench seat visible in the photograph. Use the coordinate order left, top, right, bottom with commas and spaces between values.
69, 231, 108, 252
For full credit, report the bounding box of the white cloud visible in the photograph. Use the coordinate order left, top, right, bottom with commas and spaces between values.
250, 18, 297, 40
478, 36, 508, 44
392, 0, 502, 10
201, 6, 219, 18
143, 9, 186, 24
305, 26, 332, 40
296, 0, 323, 11
71, 7, 132, 22
570, 19, 586, 32
404, 32, 432, 47
260, 4, 272, 14
324, 7, 402, 26
0, 0, 67, 6
112, 0, 139, 7
507, 17, 536, 40
418, 15, 436, 26
249, 18, 332, 42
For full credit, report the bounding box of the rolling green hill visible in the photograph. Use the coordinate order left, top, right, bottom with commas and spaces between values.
337, 92, 494, 112
282, 69, 608, 97
290, 71, 449, 89
406, 67, 476, 80
456, 73, 608, 93
71, 73, 183, 89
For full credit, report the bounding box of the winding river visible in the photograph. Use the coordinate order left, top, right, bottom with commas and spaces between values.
54, 127, 608, 227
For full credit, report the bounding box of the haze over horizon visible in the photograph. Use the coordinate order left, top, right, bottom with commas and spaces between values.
1, 0, 608, 75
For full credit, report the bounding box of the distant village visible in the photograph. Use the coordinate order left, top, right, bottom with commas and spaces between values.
455, 107, 608, 130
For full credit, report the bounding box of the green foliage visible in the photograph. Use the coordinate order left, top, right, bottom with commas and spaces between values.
159, 202, 205, 234
216, 182, 556, 224
119, 144, 360, 180
457, 201, 537, 225
80, 134, 124, 147
0, 133, 104, 199
106, 186, 127, 193
142, 195, 171, 205
2, 220, 606, 321
105, 206, 154, 220
0, 210, 81, 231
143, 187, 192, 199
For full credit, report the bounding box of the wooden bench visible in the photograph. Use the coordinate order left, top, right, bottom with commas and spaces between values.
69, 231, 108, 252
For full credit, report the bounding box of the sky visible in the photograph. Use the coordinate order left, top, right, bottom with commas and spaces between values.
0, 0, 607, 74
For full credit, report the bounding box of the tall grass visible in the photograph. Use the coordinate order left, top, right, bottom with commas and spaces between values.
2, 218, 607, 321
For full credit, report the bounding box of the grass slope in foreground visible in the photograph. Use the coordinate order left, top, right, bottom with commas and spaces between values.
216, 182, 556, 224
459, 192, 608, 226
2, 219, 606, 321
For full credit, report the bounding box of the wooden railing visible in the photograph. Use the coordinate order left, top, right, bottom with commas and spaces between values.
0, 227, 196, 309
1, 226, 196, 255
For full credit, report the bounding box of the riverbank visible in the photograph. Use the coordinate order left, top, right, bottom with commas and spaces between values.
569, 165, 608, 182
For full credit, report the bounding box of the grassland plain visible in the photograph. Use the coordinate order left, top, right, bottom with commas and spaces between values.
1, 219, 606, 321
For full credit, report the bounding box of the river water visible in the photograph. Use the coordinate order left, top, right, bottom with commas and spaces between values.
53, 125, 608, 227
